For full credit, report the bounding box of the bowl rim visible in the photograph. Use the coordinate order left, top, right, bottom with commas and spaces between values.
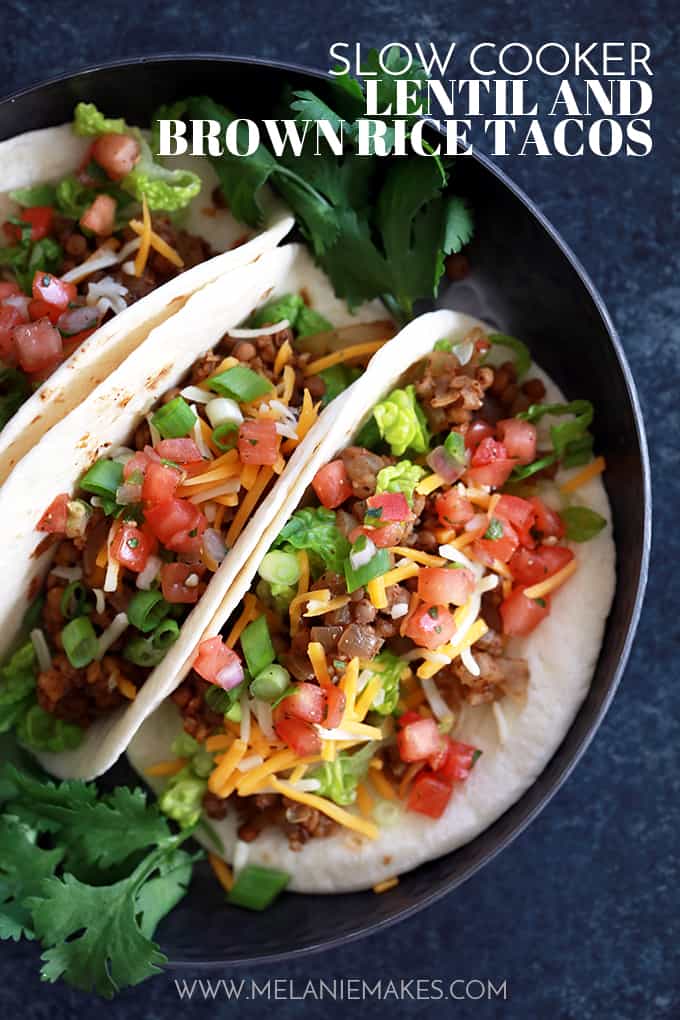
0, 52, 652, 969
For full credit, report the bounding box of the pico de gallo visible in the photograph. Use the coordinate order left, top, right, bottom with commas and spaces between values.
0, 102, 218, 427
0, 294, 391, 754
149, 326, 608, 858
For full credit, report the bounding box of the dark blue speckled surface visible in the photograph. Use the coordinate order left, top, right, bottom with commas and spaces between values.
0, 1, 676, 1016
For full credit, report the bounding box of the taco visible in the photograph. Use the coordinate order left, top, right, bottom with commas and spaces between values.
0, 103, 294, 481
128, 309, 616, 896
0, 242, 394, 779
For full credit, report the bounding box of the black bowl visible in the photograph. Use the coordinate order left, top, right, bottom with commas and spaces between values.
0, 56, 651, 967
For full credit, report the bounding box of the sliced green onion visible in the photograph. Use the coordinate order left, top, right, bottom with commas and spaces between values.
205, 397, 243, 428
207, 365, 272, 402
151, 618, 180, 652
212, 422, 239, 452
123, 636, 164, 668
151, 396, 197, 439
192, 748, 215, 779
225, 700, 242, 722
204, 684, 235, 714
227, 864, 290, 910
258, 550, 300, 588
250, 664, 290, 702
127, 590, 170, 634
60, 581, 91, 620
344, 546, 390, 594
80, 459, 124, 499
240, 616, 275, 678
61, 616, 99, 669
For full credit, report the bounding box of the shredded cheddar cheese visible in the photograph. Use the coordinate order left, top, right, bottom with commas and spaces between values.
356, 782, 374, 819
226, 466, 274, 546
370, 769, 397, 801
145, 758, 188, 777
273, 339, 292, 376
367, 576, 388, 609
297, 550, 309, 596
341, 720, 383, 740
303, 340, 387, 376
373, 877, 399, 894
308, 642, 331, 686
205, 734, 233, 753
237, 751, 321, 797
523, 558, 578, 599
208, 853, 234, 893
133, 196, 152, 277
416, 472, 446, 496
389, 547, 446, 568
304, 595, 351, 618
560, 456, 606, 493
225, 593, 259, 648
340, 658, 359, 721
416, 618, 489, 679
117, 676, 137, 700
354, 675, 383, 721
208, 738, 248, 795
380, 562, 420, 588
270, 778, 379, 839
288, 763, 307, 784
128, 217, 184, 268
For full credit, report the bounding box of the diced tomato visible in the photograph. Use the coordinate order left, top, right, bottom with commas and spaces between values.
0, 282, 21, 300
0, 305, 24, 361
36, 493, 69, 533
528, 497, 565, 540
193, 636, 244, 689
312, 460, 353, 509
28, 298, 56, 323
110, 523, 152, 573
350, 521, 407, 549
397, 717, 442, 762
13, 318, 63, 373
80, 194, 116, 236
145, 498, 207, 555
495, 494, 536, 548
417, 566, 475, 606
123, 451, 151, 481
142, 461, 182, 505
465, 459, 516, 489
324, 685, 346, 729
500, 587, 551, 636
404, 603, 457, 650
471, 436, 507, 467
161, 562, 201, 604
434, 488, 475, 529
3, 206, 54, 243
274, 715, 322, 757
508, 547, 548, 586
428, 735, 449, 772
365, 492, 410, 522
407, 771, 453, 819
91, 133, 141, 181
438, 739, 480, 782
397, 710, 422, 729
474, 516, 520, 565
464, 420, 495, 451
496, 418, 537, 465
238, 419, 279, 465
154, 439, 203, 464
32, 272, 77, 313
536, 544, 574, 576
283, 682, 326, 724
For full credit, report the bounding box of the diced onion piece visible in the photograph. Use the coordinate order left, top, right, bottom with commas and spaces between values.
116, 483, 142, 505
227, 319, 290, 339
86, 275, 129, 315
50, 565, 83, 582
205, 397, 243, 429
477, 574, 499, 594
349, 537, 377, 571
252, 699, 274, 740
136, 554, 162, 591
97, 612, 129, 659
452, 340, 474, 365
180, 385, 212, 404
30, 629, 52, 672
147, 414, 161, 447
390, 602, 409, 619
203, 528, 227, 566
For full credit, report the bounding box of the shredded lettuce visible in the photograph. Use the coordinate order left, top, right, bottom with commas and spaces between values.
272, 508, 350, 575
9, 184, 58, 207
373, 385, 430, 457
310, 743, 374, 806
72, 102, 201, 213
0, 643, 37, 734
0, 233, 62, 294
318, 364, 361, 407
249, 295, 332, 338
295, 305, 332, 337
361, 649, 404, 715
375, 460, 425, 506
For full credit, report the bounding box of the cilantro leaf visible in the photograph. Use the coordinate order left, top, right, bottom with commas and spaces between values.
135, 846, 197, 939
0, 817, 63, 941
29, 844, 173, 998
561, 506, 607, 542
443, 195, 475, 254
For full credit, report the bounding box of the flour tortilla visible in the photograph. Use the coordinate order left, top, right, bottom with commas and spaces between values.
0, 242, 388, 780
127, 308, 616, 892
0, 123, 295, 483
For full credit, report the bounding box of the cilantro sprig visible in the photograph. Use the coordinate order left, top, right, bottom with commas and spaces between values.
157, 47, 474, 318
0, 761, 200, 998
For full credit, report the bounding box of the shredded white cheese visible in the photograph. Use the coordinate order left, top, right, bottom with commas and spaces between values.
93, 588, 106, 615
97, 613, 129, 659
237, 754, 264, 772
461, 645, 480, 676
227, 319, 290, 339
180, 385, 212, 404
30, 629, 52, 672
232, 840, 250, 875
50, 565, 83, 582
421, 677, 451, 720
239, 691, 251, 744
492, 700, 510, 745
103, 522, 120, 593
137, 555, 161, 591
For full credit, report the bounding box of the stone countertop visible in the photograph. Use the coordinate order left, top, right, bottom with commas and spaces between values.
1, 1, 676, 1016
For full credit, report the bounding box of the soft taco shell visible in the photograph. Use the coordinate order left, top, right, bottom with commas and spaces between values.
0, 123, 294, 482
128, 309, 616, 892
0, 242, 388, 780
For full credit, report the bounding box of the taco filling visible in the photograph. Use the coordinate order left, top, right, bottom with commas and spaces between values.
3, 296, 390, 753
0, 103, 224, 425
151, 327, 608, 853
